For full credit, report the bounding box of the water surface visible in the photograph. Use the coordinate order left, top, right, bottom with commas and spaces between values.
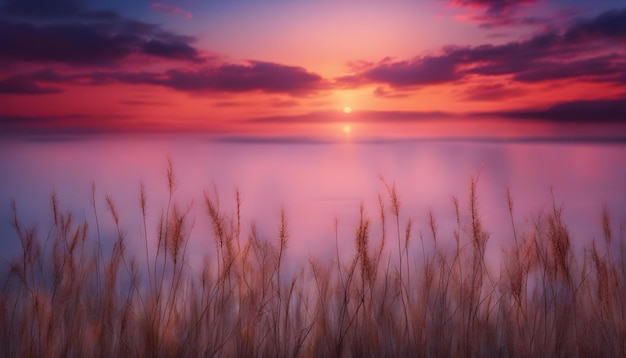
1, 137, 624, 266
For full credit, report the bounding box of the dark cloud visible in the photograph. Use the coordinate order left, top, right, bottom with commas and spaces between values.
339, 8, 626, 90
246, 100, 626, 126
500, 98, 626, 122
0, 0, 84, 18
246, 110, 457, 124
477, 15, 548, 29
77, 62, 325, 95
364, 56, 460, 86
0, 69, 64, 94
0, 114, 75, 124
0, 0, 202, 67
242, 97, 626, 126
0, 61, 327, 96
0, 0, 325, 97
0, 19, 203, 66
460, 30, 626, 83
337, 55, 460, 87
0, 0, 120, 20
215, 134, 626, 145
336, 31, 564, 89
0, 114, 86, 134
2, 0, 624, 103
565, 8, 626, 41
450, 0, 538, 15
152, 62, 326, 94
0, 113, 140, 137
449, 0, 541, 28
141, 33, 200, 61
462, 83, 526, 101
512, 55, 625, 83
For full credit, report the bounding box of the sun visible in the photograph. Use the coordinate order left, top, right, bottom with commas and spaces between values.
343, 106, 352, 114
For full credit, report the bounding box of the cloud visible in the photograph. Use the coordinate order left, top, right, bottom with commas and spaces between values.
0, 0, 323, 97
372, 87, 414, 98
149, 62, 326, 94
0, 113, 86, 134
0, 0, 119, 20
511, 54, 625, 83
0, 0, 203, 68
338, 8, 626, 91
498, 98, 626, 122
246, 110, 457, 124
0, 61, 327, 96
475, 15, 548, 29
565, 8, 626, 41
0, 114, 76, 125
449, 0, 541, 28
4, 99, 624, 137
150, 2, 192, 19
214, 134, 626, 145
95, 61, 326, 95
462, 83, 526, 101
0, 19, 203, 66
449, 0, 538, 16
0, 69, 64, 94
0, 113, 143, 136
337, 55, 460, 87
3, 0, 624, 104
1, 0, 84, 18
245, 99, 626, 126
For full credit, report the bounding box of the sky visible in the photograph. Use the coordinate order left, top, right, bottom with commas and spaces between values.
0, 0, 625, 139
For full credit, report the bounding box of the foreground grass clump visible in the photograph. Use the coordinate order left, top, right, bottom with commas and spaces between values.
2, 164, 626, 357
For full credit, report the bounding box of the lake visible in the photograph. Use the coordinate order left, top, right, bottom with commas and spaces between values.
1, 137, 625, 268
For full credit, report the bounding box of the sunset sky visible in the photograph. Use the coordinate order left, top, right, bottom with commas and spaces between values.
1, 0, 625, 139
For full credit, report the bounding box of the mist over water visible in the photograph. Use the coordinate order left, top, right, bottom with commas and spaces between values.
1, 137, 625, 267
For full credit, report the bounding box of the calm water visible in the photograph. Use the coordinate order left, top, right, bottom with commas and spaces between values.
1, 137, 625, 266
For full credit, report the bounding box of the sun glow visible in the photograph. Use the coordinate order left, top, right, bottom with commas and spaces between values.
343, 106, 352, 114
343, 125, 352, 134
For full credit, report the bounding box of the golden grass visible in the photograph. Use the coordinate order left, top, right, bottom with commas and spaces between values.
1, 165, 625, 357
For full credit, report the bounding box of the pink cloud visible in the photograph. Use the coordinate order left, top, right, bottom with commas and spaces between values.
449, 0, 538, 15
448, 0, 544, 29
150, 2, 192, 19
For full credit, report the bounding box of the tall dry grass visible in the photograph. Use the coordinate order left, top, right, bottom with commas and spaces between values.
1, 164, 625, 357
